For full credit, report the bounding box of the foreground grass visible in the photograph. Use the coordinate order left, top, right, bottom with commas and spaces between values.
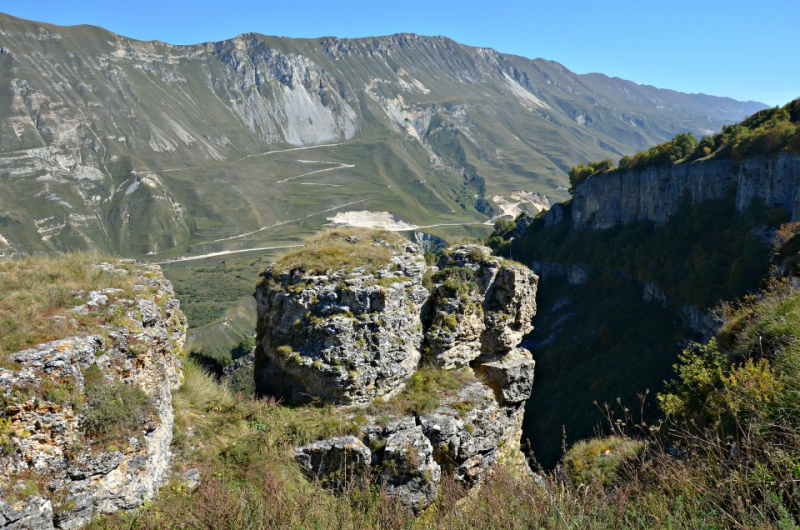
270, 228, 404, 276
92, 278, 800, 529
0, 253, 137, 362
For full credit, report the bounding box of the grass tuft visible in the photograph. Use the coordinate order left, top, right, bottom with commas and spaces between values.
0, 252, 137, 362
271, 228, 404, 276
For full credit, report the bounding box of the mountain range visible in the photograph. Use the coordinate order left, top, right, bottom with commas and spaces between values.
0, 12, 767, 257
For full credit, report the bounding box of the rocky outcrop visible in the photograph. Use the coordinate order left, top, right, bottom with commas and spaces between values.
255, 234, 428, 406
572, 153, 800, 230
426, 246, 536, 367
294, 436, 371, 492
260, 234, 537, 513
0, 262, 186, 529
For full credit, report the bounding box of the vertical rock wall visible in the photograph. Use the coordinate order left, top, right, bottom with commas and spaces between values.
571, 153, 800, 230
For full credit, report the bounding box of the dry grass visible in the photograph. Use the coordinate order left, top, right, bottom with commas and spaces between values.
0, 253, 137, 363
87, 279, 800, 529
366, 366, 478, 420
271, 228, 405, 276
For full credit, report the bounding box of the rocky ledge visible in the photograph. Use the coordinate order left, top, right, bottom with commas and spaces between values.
255, 233, 537, 513
0, 262, 186, 529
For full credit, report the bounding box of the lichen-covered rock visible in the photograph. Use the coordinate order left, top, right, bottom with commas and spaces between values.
477, 348, 536, 405
378, 425, 440, 514
0, 496, 54, 530
425, 245, 537, 366
294, 436, 371, 491
273, 237, 538, 514
420, 380, 528, 485
480, 261, 538, 354
255, 232, 428, 405
0, 262, 186, 529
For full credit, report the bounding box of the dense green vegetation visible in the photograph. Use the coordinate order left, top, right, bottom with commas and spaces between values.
568, 98, 800, 185
496, 190, 775, 309
163, 255, 271, 329
521, 274, 687, 467
486, 175, 779, 468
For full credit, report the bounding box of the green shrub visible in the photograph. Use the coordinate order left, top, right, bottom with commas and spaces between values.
82, 365, 156, 443
564, 436, 645, 487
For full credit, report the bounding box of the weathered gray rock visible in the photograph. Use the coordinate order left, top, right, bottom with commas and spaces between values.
571, 152, 800, 230
0, 263, 186, 529
425, 245, 538, 366
255, 233, 428, 405
181, 469, 201, 492
294, 436, 372, 491
378, 426, 440, 514
477, 348, 536, 405
0, 496, 54, 530
481, 262, 538, 353
275, 239, 538, 513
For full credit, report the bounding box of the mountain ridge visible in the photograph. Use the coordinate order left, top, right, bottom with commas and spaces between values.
0, 12, 768, 258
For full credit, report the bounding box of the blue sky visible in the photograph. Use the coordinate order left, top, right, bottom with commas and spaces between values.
2, 1, 797, 106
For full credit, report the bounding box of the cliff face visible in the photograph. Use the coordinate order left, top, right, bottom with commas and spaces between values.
254, 236, 428, 406
255, 235, 537, 513
0, 262, 186, 529
571, 153, 800, 230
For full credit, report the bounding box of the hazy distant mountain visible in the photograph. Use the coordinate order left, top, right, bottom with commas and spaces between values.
0, 12, 767, 257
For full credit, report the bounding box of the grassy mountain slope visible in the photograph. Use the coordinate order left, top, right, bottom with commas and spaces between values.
0, 12, 766, 259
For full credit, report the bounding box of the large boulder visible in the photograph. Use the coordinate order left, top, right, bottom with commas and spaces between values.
378, 425, 440, 514
294, 436, 372, 491
255, 231, 428, 405
477, 348, 536, 406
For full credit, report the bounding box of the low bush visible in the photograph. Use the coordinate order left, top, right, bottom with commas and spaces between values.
82, 364, 156, 443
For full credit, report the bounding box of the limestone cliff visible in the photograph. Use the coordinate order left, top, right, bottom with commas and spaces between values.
0, 262, 186, 529
254, 234, 428, 406
570, 152, 800, 230
255, 233, 537, 513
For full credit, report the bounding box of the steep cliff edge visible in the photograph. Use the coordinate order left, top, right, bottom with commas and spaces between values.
570, 152, 800, 230
254, 231, 537, 512
0, 260, 186, 529
490, 143, 795, 467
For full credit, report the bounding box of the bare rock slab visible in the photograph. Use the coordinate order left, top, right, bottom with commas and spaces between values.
294, 436, 371, 491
